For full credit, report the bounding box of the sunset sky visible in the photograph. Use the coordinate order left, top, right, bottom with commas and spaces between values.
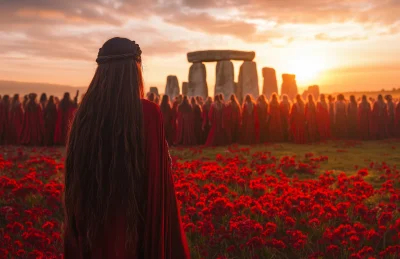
1, 0, 399, 94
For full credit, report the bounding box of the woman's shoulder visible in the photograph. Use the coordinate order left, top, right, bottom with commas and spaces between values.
141, 99, 161, 116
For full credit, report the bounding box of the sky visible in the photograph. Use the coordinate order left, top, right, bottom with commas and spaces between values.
0, 0, 399, 94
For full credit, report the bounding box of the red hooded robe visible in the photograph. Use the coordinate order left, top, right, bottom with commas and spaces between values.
290, 102, 307, 144
268, 101, 284, 142
240, 102, 259, 145
20, 102, 44, 146
316, 101, 330, 141
8, 102, 24, 145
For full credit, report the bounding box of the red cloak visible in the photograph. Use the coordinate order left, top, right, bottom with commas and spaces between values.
63, 99, 190, 259
328, 101, 335, 138
240, 102, 259, 145
175, 105, 196, 146
316, 102, 330, 141
205, 102, 225, 146
0, 101, 10, 144
279, 101, 291, 142
358, 101, 371, 140
290, 103, 306, 144
334, 101, 347, 139
268, 102, 283, 142
20, 103, 44, 146
370, 101, 388, 140
54, 104, 76, 145
257, 102, 269, 143
161, 104, 175, 146
305, 102, 319, 142
192, 104, 203, 145
171, 101, 179, 144
395, 102, 400, 138
8, 103, 24, 145
347, 102, 358, 139
44, 103, 58, 146
386, 101, 396, 138
201, 103, 211, 144
225, 102, 241, 144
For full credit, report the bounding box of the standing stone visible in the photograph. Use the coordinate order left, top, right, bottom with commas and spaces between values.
281, 74, 298, 100
262, 67, 278, 99
182, 82, 189, 96
165, 75, 180, 100
238, 61, 259, 102
215, 60, 235, 99
149, 86, 159, 96
188, 62, 208, 99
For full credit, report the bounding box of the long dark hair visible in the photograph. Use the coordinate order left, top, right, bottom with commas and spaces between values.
65, 37, 145, 252
178, 96, 192, 113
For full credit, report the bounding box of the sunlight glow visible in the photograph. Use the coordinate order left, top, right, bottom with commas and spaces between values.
286, 51, 326, 84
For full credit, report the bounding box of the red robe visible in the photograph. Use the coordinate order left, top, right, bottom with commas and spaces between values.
176, 105, 196, 146
20, 103, 44, 146
387, 101, 395, 138
201, 103, 211, 144
0, 102, 10, 144
305, 102, 318, 142
370, 101, 388, 140
205, 102, 225, 146
54, 104, 76, 145
240, 102, 259, 145
290, 103, 306, 144
358, 101, 371, 140
335, 101, 347, 139
225, 102, 241, 144
161, 105, 175, 146
257, 102, 269, 143
8, 103, 24, 145
396, 102, 400, 138
279, 101, 291, 141
268, 102, 283, 142
347, 102, 358, 139
64, 99, 190, 259
316, 101, 330, 141
192, 104, 203, 145
328, 101, 335, 138
171, 101, 179, 144
44, 103, 58, 146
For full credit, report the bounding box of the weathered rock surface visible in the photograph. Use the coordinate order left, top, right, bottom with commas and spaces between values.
238, 61, 259, 102
262, 67, 278, 98
281, 74, 298, 100
182, 82, 189, 96
149, 86, 159, 96
165, 75, 180, 99
187, 50, 255, 63
188, 62, 208, 99
215, 60, 235, 99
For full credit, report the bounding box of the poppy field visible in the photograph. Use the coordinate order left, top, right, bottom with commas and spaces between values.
1, 141, 400, 259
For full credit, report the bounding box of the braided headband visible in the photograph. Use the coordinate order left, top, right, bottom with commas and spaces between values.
96, 42, 142, 64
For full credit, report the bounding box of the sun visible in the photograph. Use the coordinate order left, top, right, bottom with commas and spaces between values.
287, 52, 326, 84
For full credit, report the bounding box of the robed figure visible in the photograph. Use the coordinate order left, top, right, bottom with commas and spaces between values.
358, 95, 371, 140
279, 95, 291, 142
385, 95, 395, 138
171, 96, 182, 144
160, 95, 175, 146
328, 95, 335, 137
176, 96, 196, 146
240, 95, 259, 145
205, 95, 225, 146
0, 95, 11, 144
20, 94, 44, 146
257, 95, 269, 143
347, 96, 358, 139
268, 94, 284, 142
305, 95, 319, 143
316, 94, 330, 141
43, 96, 58, 146
370, 95, 388, 140
201, 97, 212, 145
8, 94, 24, 145
334, 94, 347, 139
395, 101, 400, 138
191, 97, 203, 145
290, 95, 307, 144
54, 93, 77, 145
225, 94, 241, 144
64, 37, 189, 259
